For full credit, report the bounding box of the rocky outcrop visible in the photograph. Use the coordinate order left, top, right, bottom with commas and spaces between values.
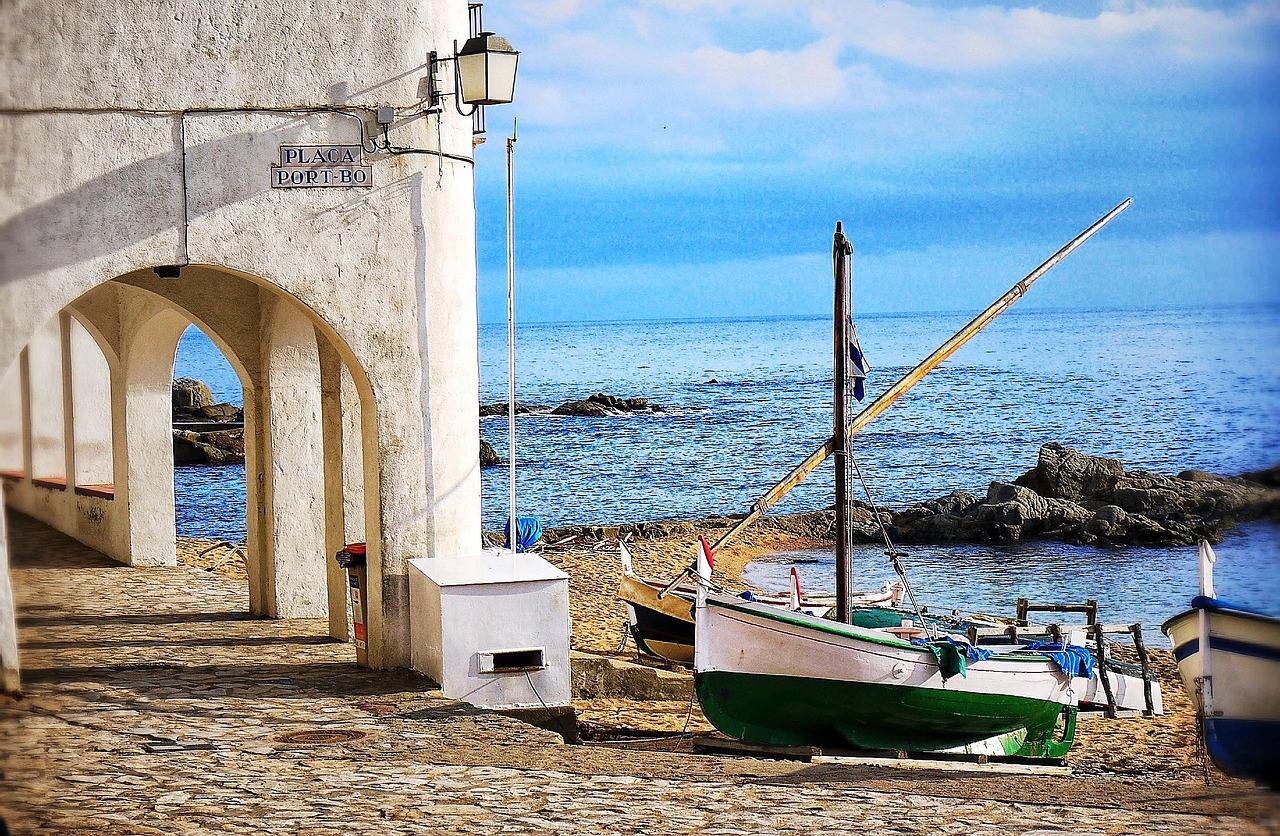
564, 446, 1279, 549
480, 401, 550, 417
173, 429, 245, 465
172, 378, 244, 465
497, 444, 1280, 550
172, 378, 214, 411
890, 443, 1280, 547
1240, 464, 1280, 488
479, 394, 662, 418
1013, 442, 1123, 500
192, 403, 242, 422
552, 393, 662, 417
481, 440, 500, 467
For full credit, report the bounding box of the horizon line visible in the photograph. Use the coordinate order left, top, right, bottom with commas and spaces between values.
478, 299, 1278, 329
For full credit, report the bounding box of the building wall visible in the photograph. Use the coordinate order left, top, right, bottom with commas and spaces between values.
0, 0, 487, 673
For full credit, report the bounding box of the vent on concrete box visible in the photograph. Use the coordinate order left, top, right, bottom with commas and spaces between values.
478, 647, 545, 673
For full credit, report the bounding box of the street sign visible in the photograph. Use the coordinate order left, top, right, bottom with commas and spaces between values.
271, 144, 373, 189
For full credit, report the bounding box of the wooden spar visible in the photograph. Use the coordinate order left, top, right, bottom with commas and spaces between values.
708, 198, 1132, 557
833, 223, 853, 624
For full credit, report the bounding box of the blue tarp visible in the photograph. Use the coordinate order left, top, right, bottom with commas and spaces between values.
1024, 641, 1095, 679
503, 516, 543, 553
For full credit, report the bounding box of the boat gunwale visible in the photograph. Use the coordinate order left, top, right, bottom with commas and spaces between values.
1161, 602, 1280, 637
705, 593, 1065, 667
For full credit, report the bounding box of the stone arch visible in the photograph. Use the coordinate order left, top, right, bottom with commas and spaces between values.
64, 307, 121, 374
7, 265, 387, 658
3, 8, 491, 691
102, 270, 379, 649
0, 306, 130, 554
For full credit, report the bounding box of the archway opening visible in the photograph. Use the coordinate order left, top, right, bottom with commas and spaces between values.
172, 323, 249, 572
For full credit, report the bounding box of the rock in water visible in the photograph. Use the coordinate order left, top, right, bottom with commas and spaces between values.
551, 392, 662, 416
173, 378, 215, 411
1239, 464, 1280, 488
196, 403, 243, 422
173, 428, 245, 465
552, 399, 612, 417
920, 490, 981, 517
481, 440, 501, 467
1014, 442, 1123, 500
480, 402, 549, 417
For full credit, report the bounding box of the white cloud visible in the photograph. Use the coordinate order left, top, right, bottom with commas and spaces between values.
814, 1, 1280, 73
498, 0, 1279, 157
688, 40, 848, 110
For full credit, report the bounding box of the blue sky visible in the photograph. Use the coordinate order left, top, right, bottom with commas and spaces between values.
472, 0, 1280, 323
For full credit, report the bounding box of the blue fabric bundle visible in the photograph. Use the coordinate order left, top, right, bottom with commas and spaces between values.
1024, 641, 1095, 679
503, 516, 543, 553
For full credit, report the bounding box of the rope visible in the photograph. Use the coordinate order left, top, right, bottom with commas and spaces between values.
524, 671, 577, 742
846, 448, 935, 639
671, 691, 697, 753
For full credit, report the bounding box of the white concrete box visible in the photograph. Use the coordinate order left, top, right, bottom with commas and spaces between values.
407, 552, 571, 710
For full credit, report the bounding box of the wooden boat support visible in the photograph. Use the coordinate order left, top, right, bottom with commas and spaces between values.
708, 198, 1133, 558
1017, 597, 1098, 625
964, 597, 1160, 717
688, 736, 1073, 774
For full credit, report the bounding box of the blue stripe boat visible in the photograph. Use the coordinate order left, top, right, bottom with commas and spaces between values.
1162, 541, 1280, 789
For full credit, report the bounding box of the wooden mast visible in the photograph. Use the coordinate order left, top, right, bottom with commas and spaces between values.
832, 223, 853, 624
708, 198, 1132, 559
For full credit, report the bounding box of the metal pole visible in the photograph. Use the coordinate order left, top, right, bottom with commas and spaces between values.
708, 198, 1132, 557
833, 223, 852, 624
506, 120, 517, 557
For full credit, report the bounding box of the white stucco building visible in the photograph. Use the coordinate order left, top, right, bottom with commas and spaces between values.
0, 0, 509, 690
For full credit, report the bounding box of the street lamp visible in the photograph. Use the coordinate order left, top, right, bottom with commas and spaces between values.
457, 32, 519, 106
429, 32, 519, 115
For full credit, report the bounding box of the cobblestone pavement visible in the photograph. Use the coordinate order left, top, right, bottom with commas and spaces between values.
3, 513, 1277, 835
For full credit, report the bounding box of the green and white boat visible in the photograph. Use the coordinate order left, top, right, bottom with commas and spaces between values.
693, 584, 1078, 755
690, 208, 1130, 757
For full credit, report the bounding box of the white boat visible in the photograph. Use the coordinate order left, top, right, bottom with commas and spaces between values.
619, 540, 902, 665
693, 552, 1080, 755
690, 213, 1133, 756
1161, 540, 1280, 787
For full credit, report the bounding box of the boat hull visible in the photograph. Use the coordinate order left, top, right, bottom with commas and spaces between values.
695, 670, 1069, 752
619, 573, 891, 666
1163, 602, 1280, 786
619, 575, 697, 664
695, 593, 1074, 753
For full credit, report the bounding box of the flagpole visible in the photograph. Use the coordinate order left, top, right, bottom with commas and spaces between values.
506, 119, 517, 557
833, 223, 851, 624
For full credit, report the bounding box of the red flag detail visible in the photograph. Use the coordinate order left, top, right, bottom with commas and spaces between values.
699, 536, 715, 570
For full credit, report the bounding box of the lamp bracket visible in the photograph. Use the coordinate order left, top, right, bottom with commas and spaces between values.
425, 46, 478, 117
450, 39, 480, 117
427, 50, 446, 110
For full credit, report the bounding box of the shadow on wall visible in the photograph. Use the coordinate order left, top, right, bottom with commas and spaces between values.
0, 110, 421, 286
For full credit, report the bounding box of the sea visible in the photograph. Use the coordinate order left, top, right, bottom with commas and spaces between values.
175, 305, 1280, 639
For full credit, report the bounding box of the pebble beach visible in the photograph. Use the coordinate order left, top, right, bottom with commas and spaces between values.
4, 513, 1276, 834
178, 520, 1212, 781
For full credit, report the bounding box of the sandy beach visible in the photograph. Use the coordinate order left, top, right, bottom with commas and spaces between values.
177, 520, 1209, 781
